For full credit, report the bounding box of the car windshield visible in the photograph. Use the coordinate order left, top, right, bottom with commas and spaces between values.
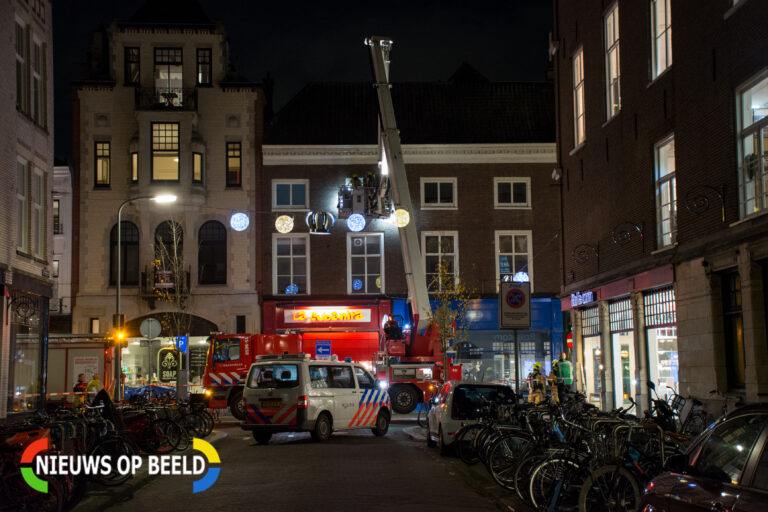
452, 385, 516, 420
247, 364, 299, 389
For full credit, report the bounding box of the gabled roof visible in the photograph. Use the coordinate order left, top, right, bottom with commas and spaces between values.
121, 0, 215, 28
265, 80, 555, 145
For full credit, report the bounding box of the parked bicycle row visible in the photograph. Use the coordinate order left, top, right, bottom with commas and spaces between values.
0, 395, 216, 512
422, 379, 765, 511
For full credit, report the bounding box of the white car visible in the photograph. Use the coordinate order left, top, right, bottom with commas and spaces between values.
241, 354, 391, 444
426, 381, 517, 455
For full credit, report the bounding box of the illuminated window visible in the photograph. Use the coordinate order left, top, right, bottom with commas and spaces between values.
605, 3, 621, 118
193, 153, 203, 183
53, 199, 61, 234
573, 47, 585, 146
421, 178, 457, 209
90, 318, 100, 334
422, 231, 457, 293
650, 0, 672, 79
226, 142, 241, 187
273, 234, 309, 295
494, 178, 530, 209
495, 231, 532, 291
154, 48, 182, 105
347, 233, 383, 295
736, 72, 768, 218
95, 142, 110, 186
196, 48, 211, 86
52, 259, 59, 278
131, 152, 138, 182
655, 135, 677, 247
152, 123, 179, 181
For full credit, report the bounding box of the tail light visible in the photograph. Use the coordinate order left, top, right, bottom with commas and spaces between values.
297, 396, 308, 409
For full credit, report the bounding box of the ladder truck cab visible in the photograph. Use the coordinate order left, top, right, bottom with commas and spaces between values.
203, 333, 302, 419
336, 36, 462, 414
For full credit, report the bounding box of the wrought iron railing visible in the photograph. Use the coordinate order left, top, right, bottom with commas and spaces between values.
135, 88, 197, 111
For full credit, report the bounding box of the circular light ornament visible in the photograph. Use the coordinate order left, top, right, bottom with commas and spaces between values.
230, 212, 250, 232
285, 283, 299, 295
393, 208, 410, 228
512, 271, 530, 283
353, 279, 363, 291
347, 214, 366, 232
275, 215, 294, 234
306, 211, 335, 235
375, 277, 382, 289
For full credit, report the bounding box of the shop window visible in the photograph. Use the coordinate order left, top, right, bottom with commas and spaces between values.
722, 272, 745, 390
421, 178, 457, 209
495, 231, 532, 291
580, 306, 602, 406
494, 178, 530, 209
347, 233, 383, 294
152, 123, 179, 181
605, 3, 621, 118
650, 0, 672, 79
272, 179, 308, 210
7, 290, 44, 414
610, 298, 635, 409
736, 72, 768, 218
655, 136, 677, 247
645, 287, 678, 401
422, 231, 457, 293
273, 233, 309, 295
110, 221, 139, 286
573, 46, 585, 146
198, 221, 227, 285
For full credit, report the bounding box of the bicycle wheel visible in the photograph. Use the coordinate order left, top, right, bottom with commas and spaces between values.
529, 457, 582, 511
179, 413, 207, 438
487, 433, 533, 490
515, 453, 546, 504
454, 424, 485, 465
417, 407, 428, 428
140, 419, 179, 454
88, 435, 135, 486
578, 465, 640, 512
196, 409, 215, 437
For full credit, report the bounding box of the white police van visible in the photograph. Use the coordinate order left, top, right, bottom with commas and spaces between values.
241, 354, 391, 444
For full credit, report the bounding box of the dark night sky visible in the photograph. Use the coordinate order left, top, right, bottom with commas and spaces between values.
52, 0, 553, 158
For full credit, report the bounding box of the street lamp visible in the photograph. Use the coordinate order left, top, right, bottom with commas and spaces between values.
113, 194, 177, 401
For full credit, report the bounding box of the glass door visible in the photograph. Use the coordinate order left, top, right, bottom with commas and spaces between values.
612, 331, 636, 410
583, 335, 602, 407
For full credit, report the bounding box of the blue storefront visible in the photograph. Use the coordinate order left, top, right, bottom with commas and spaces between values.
392, 298, 563, 392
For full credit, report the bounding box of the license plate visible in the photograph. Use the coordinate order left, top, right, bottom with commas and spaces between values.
261, 399, 282, 409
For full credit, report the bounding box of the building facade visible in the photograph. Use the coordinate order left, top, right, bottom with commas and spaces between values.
71, 3, 264, 389
263, 72, 562, 392
553, 0, 768, 410
50, 160, 73, 332
0, 0, 54, 419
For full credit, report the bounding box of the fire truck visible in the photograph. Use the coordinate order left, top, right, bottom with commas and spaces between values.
202, 333, 301, 419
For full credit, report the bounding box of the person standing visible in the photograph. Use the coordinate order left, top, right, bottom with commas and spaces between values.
556, 352, 573, 398
73, 373, 88, 393
549, 361, 560, 404
527, 363, 545, 404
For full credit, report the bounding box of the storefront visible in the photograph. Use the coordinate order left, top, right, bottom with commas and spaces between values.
580, 305, 602, 407
643, 287, 678, 402
609, 297, 636, 410
262, 300, 393, 369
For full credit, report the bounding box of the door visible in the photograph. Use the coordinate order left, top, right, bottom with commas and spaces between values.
327, 365, 357, 428
583, 335, 602, 407
349, 366, 380, 429
612, 331, 636, 410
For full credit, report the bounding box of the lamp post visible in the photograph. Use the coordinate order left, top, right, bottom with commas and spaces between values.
114, 194, 177, 401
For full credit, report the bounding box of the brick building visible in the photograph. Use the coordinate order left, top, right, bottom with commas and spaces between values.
71, 1, 264, 389
0, 0, 54, 419
553, 0, 768, 409
262, 66, 562, 390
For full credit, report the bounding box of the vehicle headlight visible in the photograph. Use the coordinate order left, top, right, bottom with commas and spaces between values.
378, 381, 388, 390
204, 389, 212, 397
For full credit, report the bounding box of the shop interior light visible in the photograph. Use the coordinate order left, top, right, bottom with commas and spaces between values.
275, 215, 294, 233
392, 208, 410, 227
347, 214, 366, 232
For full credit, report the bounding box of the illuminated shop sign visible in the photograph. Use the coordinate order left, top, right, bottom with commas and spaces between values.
284, 308, 372, 324
570, 290, 596, 308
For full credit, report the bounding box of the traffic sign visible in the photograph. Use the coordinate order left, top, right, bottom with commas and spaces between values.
315, 340, 332, 361
499, 282, 531, 329
176, 335, 188, 353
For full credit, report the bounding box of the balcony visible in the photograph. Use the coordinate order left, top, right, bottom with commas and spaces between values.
141, 265, 191, 307
135, 88, 197, 111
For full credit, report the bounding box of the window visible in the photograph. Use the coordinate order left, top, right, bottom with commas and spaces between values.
198, 221, 227, 285
422, 231, 458, 293
655, 136, 677, 247
272, 179, 308, 210
110, 221, 139, 286
328, 366, 354, 388
31, 169, 44, 258
495, 231, 532, 290
52, 259, 59, 278
248, 364, 299, 389
226, 142, 241, 187
90, 318, 100, 334
193, 153, 203, 183
154, 48, 182, 104
131, 152, 138, 182
736, 72, 768, 218
273, 234, 308, 295
347, 233, 383, 294
152, 123, 179, 181
53, 199, 61, 234
421, 178, 457, 209
212, 338, 241, 363
573, 47, 586, 146
605, 3, 621, 118
651, 0, 672, 79
692, 413, 766, 484
236, 315, 246, 334
16, 22, 27, 113
494, 178, 530, 208
124, 47, 140, 85
154, 220, 183, 261
723, 272, 745, 390
17, 159, 28, 251
354, 367, 375, 389
31, 39, 45, 126
196, 48, 211, 86
95, 142, 110, 186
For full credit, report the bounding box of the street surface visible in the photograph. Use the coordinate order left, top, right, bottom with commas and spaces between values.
105, 421, 530, 512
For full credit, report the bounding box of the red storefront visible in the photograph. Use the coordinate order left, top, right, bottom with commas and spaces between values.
262, 300, 392, 367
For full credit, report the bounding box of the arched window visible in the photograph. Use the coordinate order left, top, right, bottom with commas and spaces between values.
155, 220, 183, 260
198, 221, 226, 284
110, 221, 139, 285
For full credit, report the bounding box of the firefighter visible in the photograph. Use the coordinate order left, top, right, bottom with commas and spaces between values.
527, 363, 545, 404
384, 317, 402, 341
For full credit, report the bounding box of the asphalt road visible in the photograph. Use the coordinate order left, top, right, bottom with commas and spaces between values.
105, 421, 529, 512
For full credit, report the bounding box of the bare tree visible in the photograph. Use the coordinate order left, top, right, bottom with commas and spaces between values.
153, 219, 191, 342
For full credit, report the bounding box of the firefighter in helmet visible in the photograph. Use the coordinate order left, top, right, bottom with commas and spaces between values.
527, 363, 546, 404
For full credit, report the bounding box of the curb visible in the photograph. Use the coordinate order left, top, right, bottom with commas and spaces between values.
71, 431, 228, 512
403, 425, 427, 442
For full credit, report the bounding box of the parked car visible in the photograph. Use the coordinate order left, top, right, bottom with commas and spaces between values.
240, 354, 391, 444
426, 381, 516, 455
639, 404, 768, 512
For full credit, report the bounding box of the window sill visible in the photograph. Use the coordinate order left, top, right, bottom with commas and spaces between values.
225, 185, 242, 189
651, 243, 677, 256
494, 205, 532, 210
602, 112, 621, 129
94, 185, 111, 189
568, 142, 585, 156
648, 66, 673, 88
272, 207, 310, 212
421, 206, 458, 211
729, 207, 768, 227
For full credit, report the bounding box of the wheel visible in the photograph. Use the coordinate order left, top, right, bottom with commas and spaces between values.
455, 424, 484, 465
311, 413, 332, 442
579, 465, 640, 512
426, 418, 437, 447
371, 410, 390, 437
252, 431, 273, 445
438, 425, 450, 456
179, 413, 207, 438
515, 453, 545, 503
417, 407, 428, 428
487, 434, 533, 490
197, 409, 215, 437
229, 388, 244, 420
390, 386, 419, 414
684, 413, 706, 436
529, 458, 582, 511
88, 435, 135, 486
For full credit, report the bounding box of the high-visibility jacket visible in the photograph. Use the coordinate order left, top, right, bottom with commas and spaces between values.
557, 360, 573, 385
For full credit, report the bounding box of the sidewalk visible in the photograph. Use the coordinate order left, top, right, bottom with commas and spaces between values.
72, 430, 228, 512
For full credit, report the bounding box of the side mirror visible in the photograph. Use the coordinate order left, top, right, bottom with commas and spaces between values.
665, 453, 689, 473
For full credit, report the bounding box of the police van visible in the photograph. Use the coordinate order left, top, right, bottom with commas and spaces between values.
241, 354, 391, 444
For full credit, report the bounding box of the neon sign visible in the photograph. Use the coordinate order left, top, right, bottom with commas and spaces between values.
284, 308, 372, 324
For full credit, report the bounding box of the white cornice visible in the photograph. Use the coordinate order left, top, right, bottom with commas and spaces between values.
262, 143, 556, 165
